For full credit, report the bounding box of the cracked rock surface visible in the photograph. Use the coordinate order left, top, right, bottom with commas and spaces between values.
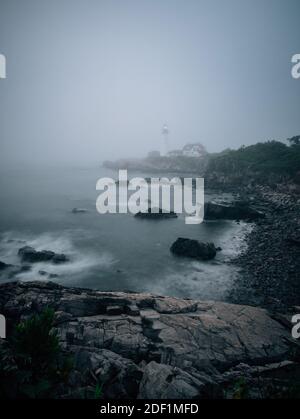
1, 281, 299, 398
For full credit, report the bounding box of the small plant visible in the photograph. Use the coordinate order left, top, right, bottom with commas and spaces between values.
94, 382, 103, 399
232, 377, 248, 399
13, 308, 59, 372
0, 308, 72, 398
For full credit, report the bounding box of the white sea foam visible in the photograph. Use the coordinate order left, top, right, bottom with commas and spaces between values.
141, 221, 251, 300
145, 263, 241, 300
0, 231, 116, 283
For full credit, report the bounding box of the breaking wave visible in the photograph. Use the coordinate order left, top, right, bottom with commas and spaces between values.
0, 230, 117, 284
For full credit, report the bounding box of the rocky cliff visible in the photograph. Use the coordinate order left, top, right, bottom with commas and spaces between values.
1, 281, 299, 399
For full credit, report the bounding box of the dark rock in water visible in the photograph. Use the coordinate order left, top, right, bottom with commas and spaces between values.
20, 265, 31, 272
72, 208, 89, 214
0, 261, 33, 277
52, 254, 69, 264
18, 246, 69, 264
170, 238, 217, 260
204, 201, 265, 221
39, 270, 59, 279
0, 261, 12, 270
18, 246, 53, 262
38, 270, 48, 276
135, 208, 177, 219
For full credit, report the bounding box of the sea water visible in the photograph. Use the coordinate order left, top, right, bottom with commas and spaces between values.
0, 164, 249, 300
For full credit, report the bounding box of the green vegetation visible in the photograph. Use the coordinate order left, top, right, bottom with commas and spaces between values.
206, 140, 300, 180
105, 137, 300, 183
0, 308, 72, 399
94, 382, 104, 399
232, 377, 248, 399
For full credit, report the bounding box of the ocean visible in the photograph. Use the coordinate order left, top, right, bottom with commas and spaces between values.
0, 164, 249, 301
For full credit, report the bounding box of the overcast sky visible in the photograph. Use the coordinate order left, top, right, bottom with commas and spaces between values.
0, 0, 299, 165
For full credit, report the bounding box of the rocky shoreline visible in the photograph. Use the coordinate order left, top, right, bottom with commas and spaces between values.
1, 181, 299, 397
228, 185, 300, 311
1, 280, 300, 399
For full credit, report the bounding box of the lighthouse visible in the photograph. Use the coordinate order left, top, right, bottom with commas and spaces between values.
161, 123, 169, 156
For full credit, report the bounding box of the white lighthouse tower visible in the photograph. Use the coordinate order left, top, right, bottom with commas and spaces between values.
161, 123, 169, 156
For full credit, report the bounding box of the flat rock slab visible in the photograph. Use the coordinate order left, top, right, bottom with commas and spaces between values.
0, 281, 299, 399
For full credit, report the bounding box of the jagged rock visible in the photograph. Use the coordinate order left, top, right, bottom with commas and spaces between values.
204, 201, 265, 220
70, 347, 143, 398
0, 281, 298, 399
135, 208, 177, 219
18, 246, 69, 264
138, 361, 208, 399
54, 311, 74, 325
170, 238, 217, 260
125, 304, 140, 316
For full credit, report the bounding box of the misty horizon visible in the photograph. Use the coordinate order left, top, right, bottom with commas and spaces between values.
0, 0, 300, 167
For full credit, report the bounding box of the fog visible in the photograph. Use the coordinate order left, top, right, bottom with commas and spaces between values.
0, 0, 299, 166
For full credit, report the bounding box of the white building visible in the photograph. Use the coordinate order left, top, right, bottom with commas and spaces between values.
182, 143, 207, 157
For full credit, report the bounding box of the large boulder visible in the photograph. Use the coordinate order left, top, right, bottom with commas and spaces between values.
204, 201, 265, 221
170, 238, 217, 260
18, 246, 69, 264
